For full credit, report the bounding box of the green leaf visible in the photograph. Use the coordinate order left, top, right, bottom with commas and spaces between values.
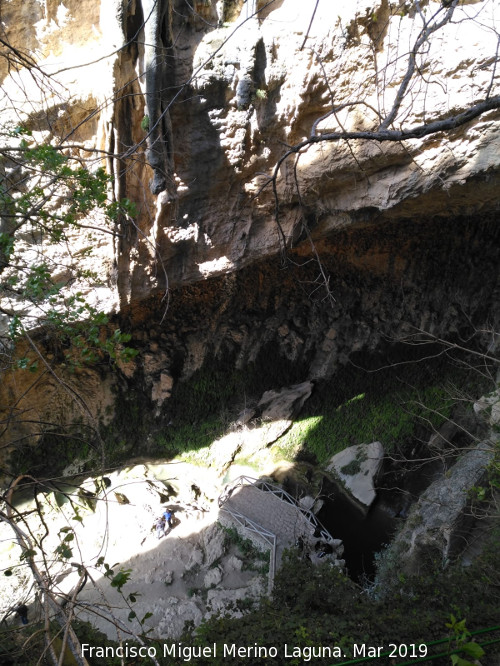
451, 656, 476, 666
12, 125, 32, 136
0, 231, 14, 259
55, 543, 73, 559
461, 642, 485, 659
109, 568, 132, 593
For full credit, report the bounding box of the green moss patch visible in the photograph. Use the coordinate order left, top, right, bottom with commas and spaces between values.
273, 355, 489, 464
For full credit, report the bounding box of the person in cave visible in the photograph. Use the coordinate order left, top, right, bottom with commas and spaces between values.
15, 604, 28, 625
163, 509, 173, 530
155, 516, 166, 540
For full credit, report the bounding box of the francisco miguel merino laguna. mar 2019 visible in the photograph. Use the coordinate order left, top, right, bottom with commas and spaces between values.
81, 641, 429, 661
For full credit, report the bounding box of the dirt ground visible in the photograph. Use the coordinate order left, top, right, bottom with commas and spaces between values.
0, 461, 268, 641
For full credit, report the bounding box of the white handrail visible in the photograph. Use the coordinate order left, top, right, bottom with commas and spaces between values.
219, 475, 334, 544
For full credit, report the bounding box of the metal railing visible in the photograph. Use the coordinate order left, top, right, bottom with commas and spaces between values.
331, 625, 500, 666
219, 506, 276, 594
218, 475, 335, 545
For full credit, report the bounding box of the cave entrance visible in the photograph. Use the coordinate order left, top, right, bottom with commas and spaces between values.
316, 477, 397, 583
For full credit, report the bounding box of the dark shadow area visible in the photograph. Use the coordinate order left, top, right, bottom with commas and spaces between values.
316, 478, 397, 583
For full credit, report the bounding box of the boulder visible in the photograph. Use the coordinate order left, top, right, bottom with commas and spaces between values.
156, 598, 203, 639
202, 524, 226, 567
208, 382, 314, 466
207, 431, 244, 470
184, 546, 204, 572
205, 576, 264, 618
327, 442, 384, 507
474, 389, 500, 427
205, 587, 249, 618
204, 566, 223, 588
233, 407, 255, 428
428, 420, 460, 452
257, 381, 313, 422
224, 555, 243, 572
298, 495, 316, 511
162, 570, 174, 585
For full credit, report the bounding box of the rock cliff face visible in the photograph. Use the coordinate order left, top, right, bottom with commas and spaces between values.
388, 440, 494, 572
1, 0, 499, 438
120, 0, 500, 298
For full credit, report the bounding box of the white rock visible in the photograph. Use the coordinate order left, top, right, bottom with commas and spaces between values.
224, 555, 243, 572
156, 598, 203, 639
162, 570, 174, 585
202, 524, 226, 566
204, 566, 223, 588
327, 442, 384, 507
474, 389, 500, 426
257, 381, 313, 421
184, 546, 204, 571
298, 495, 315, 511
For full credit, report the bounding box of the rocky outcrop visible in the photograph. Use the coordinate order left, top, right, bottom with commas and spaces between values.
474, 388, 500, 428
2, 3, 499, 651
188, 381, 313, 471
2, 0, 500, 299
385, 441, 495, 574
136, 0, 500, 292
256, 381, 313, 421
327, 442, 384, 508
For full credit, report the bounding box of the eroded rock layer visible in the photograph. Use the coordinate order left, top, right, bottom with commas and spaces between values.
126, 214, 499, 398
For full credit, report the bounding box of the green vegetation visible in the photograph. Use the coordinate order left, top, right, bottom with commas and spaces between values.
270, 415, 323, 461
1, 126, 138, 370
171, 341, 304, 424
1, 124, 140, 481
220, 523, 270, 574
86, 342, 304, 473
13, 536, 498, 666
153, 341, 306, 458
252, 88, 268, 104
186, 532, 500, 665
445, 614, 485, 666
134, 344, 492, 471
8, 430, 91, 477
273, 357, 488, 464
159, 416, 228, 459
340, 457, 362, 475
